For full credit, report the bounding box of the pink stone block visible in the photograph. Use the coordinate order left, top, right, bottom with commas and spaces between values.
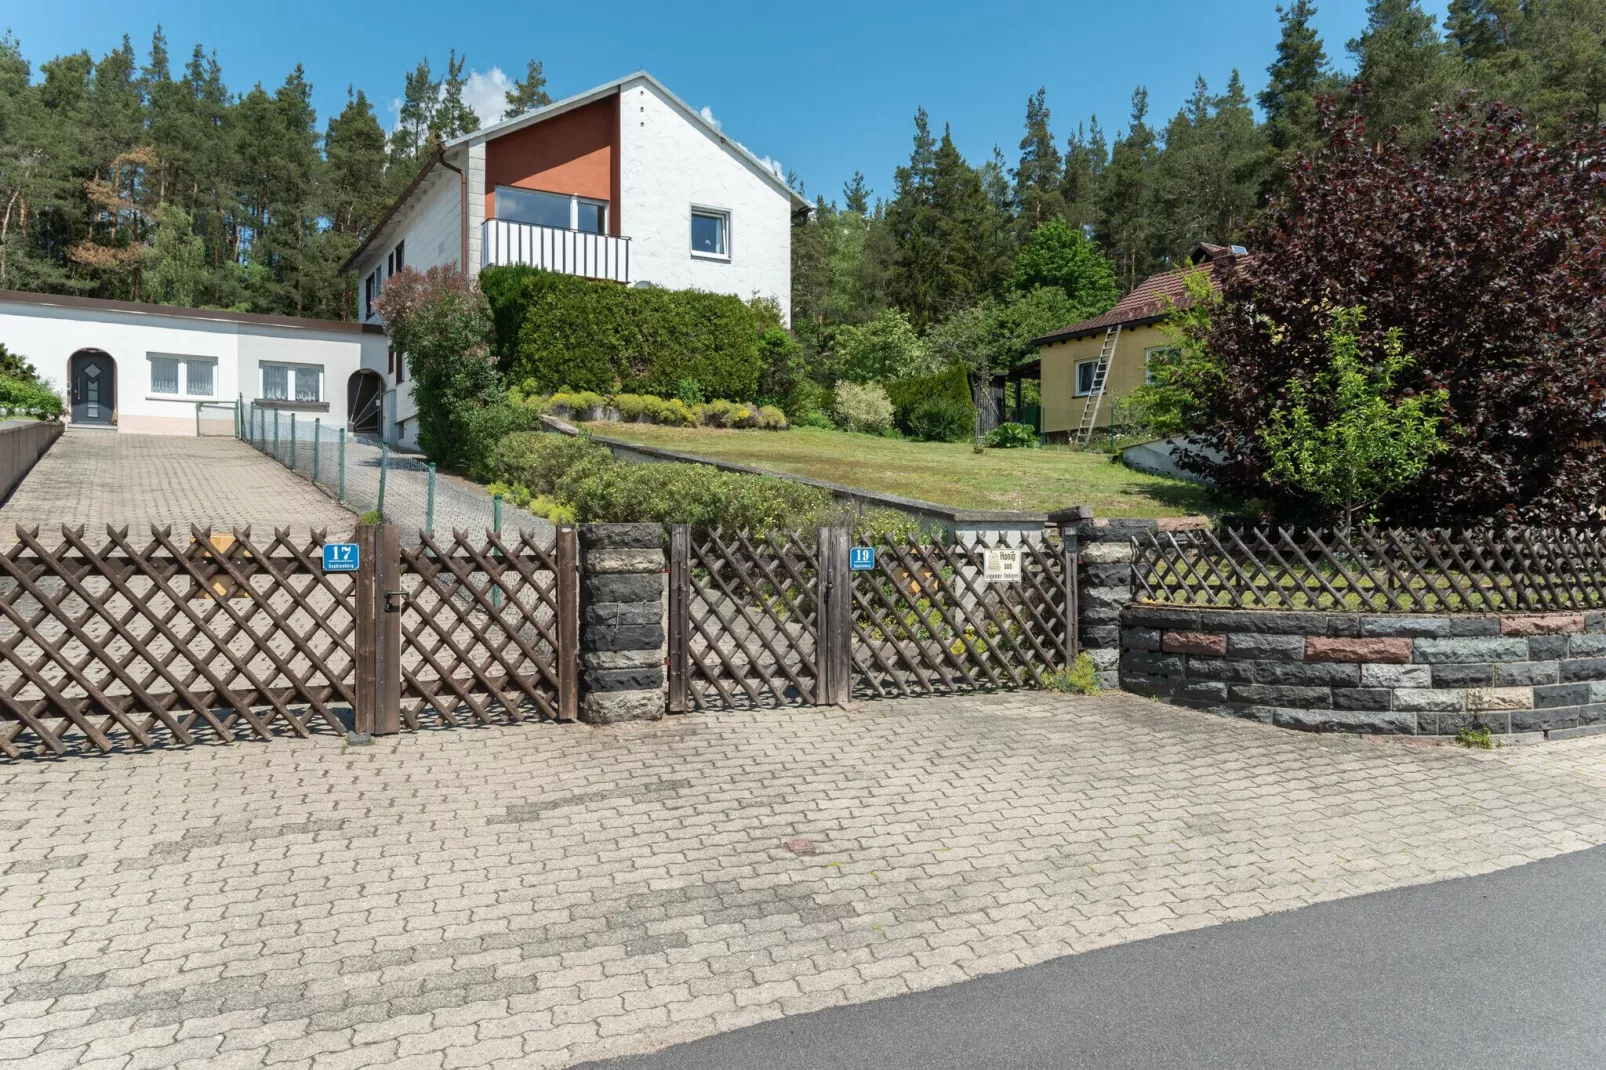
1500, 614, 1584, 636
1163, 631, 1228, 657
1305, 636, 1412, 663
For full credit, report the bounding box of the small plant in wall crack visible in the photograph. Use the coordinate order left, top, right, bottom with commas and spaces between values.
1041, 652, 1102, 695
1455, 724, 1494, 750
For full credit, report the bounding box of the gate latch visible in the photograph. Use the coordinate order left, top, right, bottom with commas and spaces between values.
383, 590, 406, 613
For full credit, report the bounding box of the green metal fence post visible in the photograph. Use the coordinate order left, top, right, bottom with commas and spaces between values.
337, 429, 346, 503
377, 441, 388, 520
273, 410, 280, 461
289, 413, 297, 471
312, 418, 321, 483
425, 463, 436, 535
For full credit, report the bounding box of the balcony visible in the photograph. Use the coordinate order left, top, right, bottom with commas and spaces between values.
480, 219, 631, 283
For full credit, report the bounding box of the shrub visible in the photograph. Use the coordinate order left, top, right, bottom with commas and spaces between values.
0, 375, 64, 418
456, 402, 540, 479
677, 378, 705, 405
653, 397, 696, 426
613, 394, 653, 421
985, 422, 1041, 449
831, 381, 894, 435
886, 365, 974, 436
757, 405, 788, 430
793, 408, 835, 430
480, 266, 761, 401
1188, 98, 1606, 525
905, 396, 974, 443
489, 432, 610, 498
756, 327, 806, 404
550, 390, 607, 417
1041, 653, 1102, 695
831, 309, 931, 383
373, 266, 499, 472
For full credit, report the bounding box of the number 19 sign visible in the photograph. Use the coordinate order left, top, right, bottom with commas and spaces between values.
322, 543, 360, 572
849, 546, 876, 571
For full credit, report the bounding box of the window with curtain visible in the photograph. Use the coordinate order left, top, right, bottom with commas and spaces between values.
186, 361, 214, 396
260, 363, 323, 403
262, 365, 289, 400
149, 357, 179, 395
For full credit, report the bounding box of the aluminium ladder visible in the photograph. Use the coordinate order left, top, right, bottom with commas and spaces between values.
1072, 324, 1122, 447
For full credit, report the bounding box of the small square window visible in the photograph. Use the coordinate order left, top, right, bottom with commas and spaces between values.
691, 209, 728, 257
1144, 346, 1179, 386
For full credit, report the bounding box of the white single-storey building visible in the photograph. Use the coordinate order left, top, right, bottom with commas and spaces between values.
344, 70, 807, 449
0, 290, 389, 436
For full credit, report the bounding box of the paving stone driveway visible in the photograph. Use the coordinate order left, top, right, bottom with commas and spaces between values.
3, 693, 1605, 1070
1, 431, 355, 546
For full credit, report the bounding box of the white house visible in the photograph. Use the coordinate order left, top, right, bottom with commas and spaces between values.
344, 70, 807, 449
0, 290, 388, 436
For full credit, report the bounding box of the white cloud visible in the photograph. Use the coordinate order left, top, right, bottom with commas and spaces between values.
755, 154, 785, 180
465, 67, 513, 126
698, 105, 722, 131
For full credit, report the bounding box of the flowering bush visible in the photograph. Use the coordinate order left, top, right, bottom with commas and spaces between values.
831, 381, 894, 435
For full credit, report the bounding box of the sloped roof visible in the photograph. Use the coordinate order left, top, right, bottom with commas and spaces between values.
1032, 244, 1244, 346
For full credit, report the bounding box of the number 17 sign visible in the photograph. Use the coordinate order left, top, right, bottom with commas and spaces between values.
322, 543, 360, 572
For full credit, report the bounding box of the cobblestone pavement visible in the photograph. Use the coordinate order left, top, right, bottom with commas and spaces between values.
3, 692, 1606, 1069
0, 431, 356, 547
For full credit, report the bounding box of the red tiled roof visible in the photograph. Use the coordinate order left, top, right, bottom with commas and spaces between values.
1032, 248, 1243, 346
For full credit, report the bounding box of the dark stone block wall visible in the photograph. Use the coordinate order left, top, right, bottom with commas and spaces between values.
578, 523, 665, 724
1120, 604, 1606, 738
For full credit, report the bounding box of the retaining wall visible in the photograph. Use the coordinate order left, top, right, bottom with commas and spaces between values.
1121, 604, 1606, 739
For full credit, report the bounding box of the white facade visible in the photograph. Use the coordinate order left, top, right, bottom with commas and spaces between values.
617, 77, 793, 322
0, 292, 386, 436
348, 71, 802, 450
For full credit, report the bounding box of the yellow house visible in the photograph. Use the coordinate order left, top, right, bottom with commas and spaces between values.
1032, 243, 1243, 443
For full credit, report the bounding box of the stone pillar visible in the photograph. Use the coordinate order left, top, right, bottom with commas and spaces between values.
579, 523, 666, 724
1078, 516, 1213, 691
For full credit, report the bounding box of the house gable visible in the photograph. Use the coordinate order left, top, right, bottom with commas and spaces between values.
483, 93, 621, 235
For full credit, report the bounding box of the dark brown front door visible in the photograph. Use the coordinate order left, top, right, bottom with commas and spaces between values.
71, 352, 114, 425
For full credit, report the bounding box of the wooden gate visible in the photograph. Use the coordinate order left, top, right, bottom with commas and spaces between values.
668, 527, 1077, 710
0, 523, 577, 758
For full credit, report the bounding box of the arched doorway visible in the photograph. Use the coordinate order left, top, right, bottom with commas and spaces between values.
68, 349, 116, 426
347, 370, 385, 438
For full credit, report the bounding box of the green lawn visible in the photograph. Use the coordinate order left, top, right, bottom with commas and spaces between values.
581, 423, 1226, 518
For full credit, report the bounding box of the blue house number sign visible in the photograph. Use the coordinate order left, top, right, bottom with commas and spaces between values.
849, 546, 876, 571
322, 543, 360, 572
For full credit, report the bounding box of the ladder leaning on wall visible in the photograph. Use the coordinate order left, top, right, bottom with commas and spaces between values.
1071, 324, 1122, 447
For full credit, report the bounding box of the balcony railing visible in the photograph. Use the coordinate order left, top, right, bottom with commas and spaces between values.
480, 219, 631, 283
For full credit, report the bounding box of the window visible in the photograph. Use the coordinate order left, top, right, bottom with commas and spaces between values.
393, 240, 405, 272
150, 357, 179, 395
495, 187, 572, 229
691, 208, 729, 257
575, 200, 606, 235
1075, 360, 1100, 397
493, 186, 608, 233
386, 251, 394, 277
1144, 346, 1180, 386
365, 269, 381, 319
262, 362, 323, 403
149, 354, 216, 397
396, 352, 406, 384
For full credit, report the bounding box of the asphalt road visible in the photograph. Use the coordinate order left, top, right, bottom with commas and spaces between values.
583, 844, 1606, 1070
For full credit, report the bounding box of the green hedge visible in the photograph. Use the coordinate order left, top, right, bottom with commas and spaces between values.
885, 366, 974, 439
481, 266, 761, 401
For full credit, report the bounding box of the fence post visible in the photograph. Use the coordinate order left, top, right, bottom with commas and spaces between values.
556, 525, 579, 721
816, 527, 852, 707
425, 463, 436, 535
353, 522, 402, 739
289, 413, 297, 471
337, 429, 346, 503
377, 441, 388, 519
312, 418, 321, 484
667, 525, 689, 712
273, 410, 280, 460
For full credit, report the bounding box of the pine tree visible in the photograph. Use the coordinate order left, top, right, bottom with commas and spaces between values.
885, 108, 944, 328
503, 59, 551, 118
842, 171, 870, 214
1099, 88, 1158, 290
1013, 87, 1065, 236
390, 58, 438, 174
1062, 120, 1106, 236
434, 50, 479, 141
1261, 0, 1337, 168
1348, 0, 1456, 144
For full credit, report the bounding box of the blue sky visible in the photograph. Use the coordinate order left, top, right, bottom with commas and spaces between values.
11, 1, 1450, 205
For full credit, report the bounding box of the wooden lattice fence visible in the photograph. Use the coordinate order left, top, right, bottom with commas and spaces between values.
668, 526, 1077, 711
0, 523, 576, 758
1134, 526, 1606, 613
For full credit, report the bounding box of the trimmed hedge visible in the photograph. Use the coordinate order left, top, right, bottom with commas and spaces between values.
886, 366, 974, 440
481, 266, 761, 401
